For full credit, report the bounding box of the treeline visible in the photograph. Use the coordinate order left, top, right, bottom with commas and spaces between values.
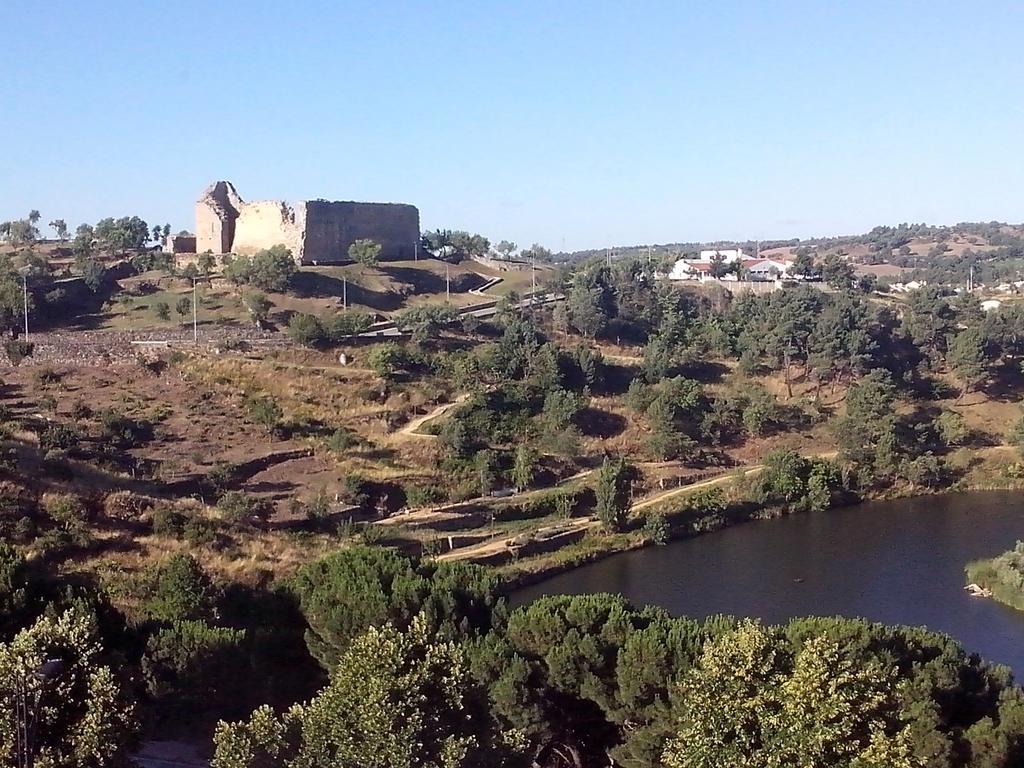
6, 542, 1023, 767
209, 547, 1024, 768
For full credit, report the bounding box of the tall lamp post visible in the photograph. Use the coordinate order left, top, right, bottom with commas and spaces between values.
21, 271, 29, 340
14, 659, 64, 768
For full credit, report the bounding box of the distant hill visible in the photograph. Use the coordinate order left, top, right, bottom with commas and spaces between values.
556, 221, 1024, 286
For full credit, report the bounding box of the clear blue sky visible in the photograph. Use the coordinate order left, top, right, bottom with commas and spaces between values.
2, 1, 1022, 251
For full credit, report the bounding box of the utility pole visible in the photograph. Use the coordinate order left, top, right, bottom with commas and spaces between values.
22, 273, 28, 340
192, 277, 198, 344
343, 276, 348, 311
445, 262, 451, 302
414, 239, 418, 261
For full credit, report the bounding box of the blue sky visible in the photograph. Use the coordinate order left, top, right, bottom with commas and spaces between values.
2, 1, 1022, 251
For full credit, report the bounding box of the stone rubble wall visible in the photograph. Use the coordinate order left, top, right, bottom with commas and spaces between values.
231, 200, 306, 258
300, 200, 419, 263
194, 181, 419, 264
0, 329, 286, 367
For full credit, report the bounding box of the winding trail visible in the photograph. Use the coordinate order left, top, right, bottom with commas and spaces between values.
395, 394, 470, 438
438, 451, 839, 562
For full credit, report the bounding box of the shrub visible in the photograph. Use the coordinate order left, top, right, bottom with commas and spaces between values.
4, 339, 34, 366
217, 491, 272, 526
327, 427, 361, 452
40, 423, 80, 452
142, 620, 247, 709
145, 554, 216, 623
287, 313, 326, 347
154, 301, 171, 320
643, 512, 670, 545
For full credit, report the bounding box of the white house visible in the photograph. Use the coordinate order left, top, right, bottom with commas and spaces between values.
743, 258, 791, 281
698, 248, 744, 264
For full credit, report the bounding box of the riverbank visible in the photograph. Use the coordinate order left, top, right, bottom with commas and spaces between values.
965, 542, 1024, 613
498, 448, 1024, 590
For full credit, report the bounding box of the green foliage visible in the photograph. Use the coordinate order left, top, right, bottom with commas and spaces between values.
142, 620, 247, 711
643, 512, 669, 545
966, 541, 1024, 612
242, 290, 273, 326
145, 554, 216, 623
948, 326, 988, 398
218, 491, 272, 526
224, 245, 296, 291
348, 237, 382, 267
244, 395, 283, 435
287, 312, 326, 346
154, 300, 170, 320
595, 457, 633, 532
366, 342, 410, 380
291, 546, 504, 670
511, 444, 538, 490
212, 616, 521, 768
662, 620, 918, 767
288, 311, 375, 346
393, 304, 459, 344
174, 296, 192, 318
0, 543, 37, 639
755, 450, 845, 513
4, 339, 34, 366
0, 609, 137, 768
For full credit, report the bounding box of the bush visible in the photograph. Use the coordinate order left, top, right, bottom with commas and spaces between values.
40, 423, 80, 452
287, 313, 326, 347
217, 491, 272, 526
142, 620, 247, 709
145, 554, 216, 623
4, 339, 34, 366
327, 427, 361, 452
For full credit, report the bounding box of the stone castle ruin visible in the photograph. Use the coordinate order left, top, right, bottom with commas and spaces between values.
195, 181, 419, 264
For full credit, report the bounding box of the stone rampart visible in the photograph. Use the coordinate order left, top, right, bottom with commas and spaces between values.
194, 181, 419, 264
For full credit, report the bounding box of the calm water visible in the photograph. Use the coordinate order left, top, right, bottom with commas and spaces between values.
515, 491, 1024, 674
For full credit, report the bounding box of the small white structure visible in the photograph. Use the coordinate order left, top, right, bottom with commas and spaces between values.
698, 248, 744, 263
743, 258, 791, 280
981, 299, 1003, 312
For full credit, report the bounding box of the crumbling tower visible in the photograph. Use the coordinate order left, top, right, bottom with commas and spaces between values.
195, 181, 243, 253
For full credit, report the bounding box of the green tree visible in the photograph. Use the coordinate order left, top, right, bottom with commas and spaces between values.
197, 252, 217, 275
48, 219, 69, 242
248, 245, 296, 291
287, 313, 326, 347
594, 457, 632, 532
349, 238, 382, 269
145, 554, 216, 623
245, 395, 283, 436
366, 343, 406, 380
511, 444, 538, 490
212, 616, 520, 768
820, 253, 857, 290
142, 620, 247, 713
174, 296, 192, 318
948, 326, 987, 401
790, 250, 818, 279
154, 301, 171, 320
0, 610, 137, 768
662, 620, 918, 768
291, 546, 503, 670
242, 291, 273, 327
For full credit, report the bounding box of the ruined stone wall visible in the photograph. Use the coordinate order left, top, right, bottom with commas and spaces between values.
164, 234, 196, 254
195, 181, 419, 263
300, 201, 419, 263
195, 181, 243, 253
231, 201, 306, 258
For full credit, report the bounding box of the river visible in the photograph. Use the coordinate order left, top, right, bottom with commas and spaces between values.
514, 491, 1024, 674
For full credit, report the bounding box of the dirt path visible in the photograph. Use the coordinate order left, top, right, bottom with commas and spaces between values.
438, 451, 840, 562
394, 394, 470, 438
